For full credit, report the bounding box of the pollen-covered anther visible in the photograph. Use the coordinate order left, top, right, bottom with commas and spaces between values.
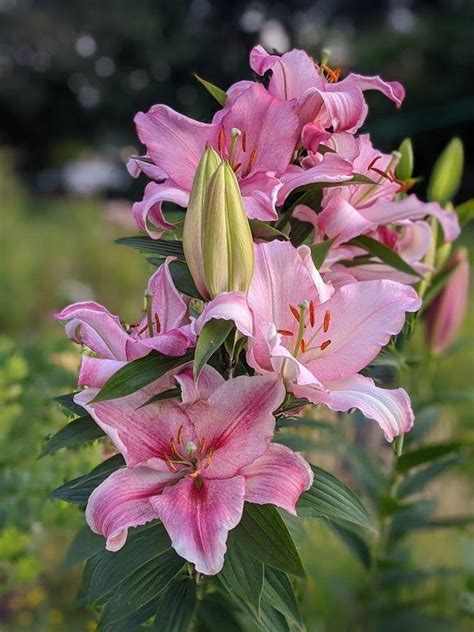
323, 310, 331, 333
289, 304, 300, 322
217, 128, 225, 153
233, 162, 242, 173
309, 300, 315, 328
277, 328, 294, 336
300, 339, 307, 353
241, 130, 247, 152
320, 339, 332, 351
154, 313, 161, 334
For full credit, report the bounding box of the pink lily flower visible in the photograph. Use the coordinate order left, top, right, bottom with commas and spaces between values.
246, 240, 422, 441
74, 368, 312, 575
129, 82, 352, 235
55, 259, 195, 388
245, 45, 405, 133
426, 248, 470, 354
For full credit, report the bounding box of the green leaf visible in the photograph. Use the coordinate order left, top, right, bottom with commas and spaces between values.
193, 318, 234, 378
418, 256, 458, 315
326, 520, 372, 568
249, 220, 288, 242
63, 526, 105, 568
297, 465, 374, 531
50, 454, 125, 506
233, 504, 305, 578
348, 235, 421, 277
99, 601, 158, 632
427, 137, 464, 204
153, 576, 197, 632
396, 441, 468, 472
116, 236, 185, 259
196, 594, 244, 632
455, 198, 474, 227
310, 238, 335, 268
82, 521, 173, 605
54, 391, 86, 416
168, 259, 202, 299
98, 550, 185, 630
395, 138, 414, 181
40, 414, 105, 457
294, 173, 374, 194
194, 73, 227, 106
263, 567, 303, 627
138, 387, 182, 409
92, 350, 193, 403
256, 603, 291, 632
218, 534, 264, 617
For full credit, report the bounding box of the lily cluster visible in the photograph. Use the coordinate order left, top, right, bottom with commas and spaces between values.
56, 46, 467, 576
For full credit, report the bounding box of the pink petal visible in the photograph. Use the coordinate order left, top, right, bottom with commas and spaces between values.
78, 356, 127, 388
56, 301, 131, 360
151, 475, 246, 575
134, 105, 219, 191
360, 195, 460, 243
174, 365, 225, 405
195, 291, 254, 338
241, 443, 313, 515
277, 153, 353, 204
301, 123, 332, 153
139, 328, 196, 356
86, 466, 176, 551
75, 388, 192, 468
292, 375, 414, 441
220, 83, 299, 176
250, 46, 324, 100
187, 374, 285, 478
127, 156, 168, 181
148, 259, 188, 330
299, 87, 368, 132
239, 171, 281, 221
336, 73, 405, 108
132, 182, 186, 238
317, 196, 374, 244
303, 280, 421, 381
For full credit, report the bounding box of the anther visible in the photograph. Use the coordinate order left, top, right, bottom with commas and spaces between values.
320, 339, 332, 351
241, 130, 247, 152
233, 162, 242, 173
218, 128, 225, 153
154, 313, 161, 334
144, 289, 154, 337
177, 425, 184, 445
323, 310, 331, 333
247, 147, 257, 173
289, 305, 300, 322
277, 329, 294, 336
300, 339, 307, 353
309, 300, 315, 327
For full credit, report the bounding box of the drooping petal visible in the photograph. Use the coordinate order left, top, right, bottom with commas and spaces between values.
360, 194, 460, 243
127, 156, 168, 182
292, 375, 414, 441
148, 259, 189, 331
195, 291, 254, 338
241, 443, 313, 515
86, 466, 176, 551
302, 280, 421, 381
151, 475, 246, 575
317, 195, 374, 245
239, 171, 281, 221
299, 87, 368, 132
134, 105, 219, 191
75, 388, 192, 468
132, 182, 186, 238
55, 302, 131, 360
335, 73, 405, 108
187, 374, 285, 478
220, 83, 300, 175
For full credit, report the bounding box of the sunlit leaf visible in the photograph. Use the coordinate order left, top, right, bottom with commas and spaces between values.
194, 73, 227, 106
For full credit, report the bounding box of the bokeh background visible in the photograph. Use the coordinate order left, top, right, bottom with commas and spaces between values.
0, 1, 473, 630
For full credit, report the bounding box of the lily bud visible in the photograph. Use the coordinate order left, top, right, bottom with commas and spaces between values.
183, 147, 221, 298
426, 248, 469, 354
201, 161, 254, 298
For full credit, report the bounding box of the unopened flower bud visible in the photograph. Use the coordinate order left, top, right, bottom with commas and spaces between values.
202, 161, 254, 298
426, 248, 469, 354
183, 147, 222, 298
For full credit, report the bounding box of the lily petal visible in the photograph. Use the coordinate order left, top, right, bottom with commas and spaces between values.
151, 475, 245, 575
132, 182, 186, 238
241, 443, 313, 515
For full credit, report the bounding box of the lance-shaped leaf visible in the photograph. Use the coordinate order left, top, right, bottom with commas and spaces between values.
427, 137, 464, 204
250, 220, 288, 242
194, 318, 234, 378
194, 73, 227, 106
138, 387, 182, 409
153, 575, 197, 632
92, 350, 193, 403
218, 534, 264, 618
293, 173, 374, 194
310, 238, 335, 269
98, 550, 185, 630
297, 465, 374, 531
233, 504, 305, 578
326, 520, 372, 568
116, 236, 185, 259
82, 521, 172, 605
196, 594, 244, 632
64, 525, 105, 568
398, 455, 462, 498
348, 234, 421, 278
263, 567, 303, 627
455, 198, 474, 227
396, 441, 470, 472
50, 454, 125, 506
40, 415, 105, 457
167, 259, 202, 299
54, 391, 86, 416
